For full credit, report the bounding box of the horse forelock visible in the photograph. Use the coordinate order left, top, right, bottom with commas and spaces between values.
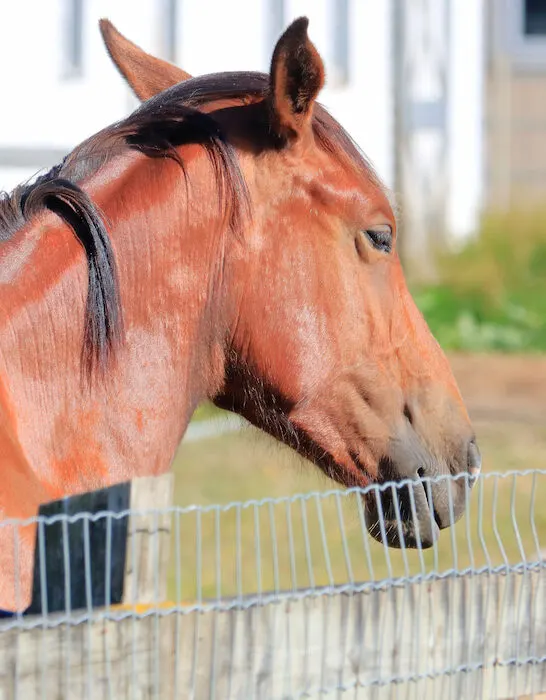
0, 69, 387, 383
1, 70, 384, 245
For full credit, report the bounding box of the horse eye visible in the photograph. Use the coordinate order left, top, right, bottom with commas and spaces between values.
363, 225, 393, 254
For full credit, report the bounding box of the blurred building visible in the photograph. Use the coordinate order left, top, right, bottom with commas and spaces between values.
0, 1, 543, 258
485, 0, 546, 208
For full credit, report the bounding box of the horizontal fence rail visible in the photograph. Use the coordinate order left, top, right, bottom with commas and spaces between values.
0, 469, 544, 699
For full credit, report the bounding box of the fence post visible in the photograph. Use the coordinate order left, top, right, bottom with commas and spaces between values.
122, 473, 174, 606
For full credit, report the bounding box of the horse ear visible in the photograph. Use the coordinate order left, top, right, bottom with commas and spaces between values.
268, 17, 325, 142
99, 19, 192, 102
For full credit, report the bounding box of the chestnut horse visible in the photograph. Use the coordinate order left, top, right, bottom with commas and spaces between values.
0, 17, 480, 612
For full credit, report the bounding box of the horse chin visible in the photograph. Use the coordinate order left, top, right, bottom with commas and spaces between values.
363, 477, 441, 550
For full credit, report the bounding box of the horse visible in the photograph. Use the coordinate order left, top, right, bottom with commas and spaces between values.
0, 17, 481, 612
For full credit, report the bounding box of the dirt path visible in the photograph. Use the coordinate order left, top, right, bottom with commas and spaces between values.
179, 353, 546, 483
447, 353, 546, 473
449, 353, 545, 423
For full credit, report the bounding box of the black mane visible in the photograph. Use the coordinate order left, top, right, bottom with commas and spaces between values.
0, 70, 379, 379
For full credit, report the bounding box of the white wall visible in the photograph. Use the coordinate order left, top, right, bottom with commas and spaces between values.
0, 0, 393, 189
0, 0, 483, 239
447, 0, 485, 240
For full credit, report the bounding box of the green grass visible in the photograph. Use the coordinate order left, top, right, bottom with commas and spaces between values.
167, 420, 546, 602
189, 401, 223, 423
412, 206, 546, 352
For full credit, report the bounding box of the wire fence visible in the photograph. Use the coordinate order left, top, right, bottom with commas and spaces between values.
0, 469, 545, 699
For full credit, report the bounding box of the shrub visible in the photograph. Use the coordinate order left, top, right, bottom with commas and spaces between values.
412, 207, 546, 352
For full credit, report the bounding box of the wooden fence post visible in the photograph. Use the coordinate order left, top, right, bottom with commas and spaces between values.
122, 473, 174, 605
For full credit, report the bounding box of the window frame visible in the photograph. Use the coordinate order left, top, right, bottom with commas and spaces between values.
62, 0, 84, 79
500, 0, 546, 67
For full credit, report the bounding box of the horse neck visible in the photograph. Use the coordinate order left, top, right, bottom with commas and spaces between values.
0, 154, 232, 498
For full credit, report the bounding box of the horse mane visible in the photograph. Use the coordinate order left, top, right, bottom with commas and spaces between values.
0, 70, 382, 379
0, 170, 123, 380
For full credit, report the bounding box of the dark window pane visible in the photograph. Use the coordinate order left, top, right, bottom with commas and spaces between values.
332, 0, 350, 85
164, 0, 178, 63
63, 0, 84, 76
525, 0, 546, 36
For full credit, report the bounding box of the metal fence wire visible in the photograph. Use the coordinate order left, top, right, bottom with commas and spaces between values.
0, 469, 545, 699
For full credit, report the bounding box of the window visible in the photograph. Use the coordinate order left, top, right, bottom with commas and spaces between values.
331, 0, 349, 86
524, 0, 546, 36
267, 0, 285, 56
63, 0, 84, 78
163, 0, 178, 64
496, 0, 546, 66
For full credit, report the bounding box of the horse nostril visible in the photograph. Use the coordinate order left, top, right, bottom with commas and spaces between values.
467, 438, 482, 476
